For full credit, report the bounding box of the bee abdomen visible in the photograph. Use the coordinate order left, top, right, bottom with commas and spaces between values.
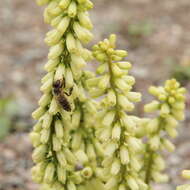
58, 96, 71, 112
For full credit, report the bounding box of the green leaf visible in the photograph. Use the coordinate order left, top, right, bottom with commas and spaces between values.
5, 100, 18, 116
0, 116, 11, 140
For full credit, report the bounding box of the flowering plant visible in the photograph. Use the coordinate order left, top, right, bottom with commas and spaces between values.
30, 1, 187, 190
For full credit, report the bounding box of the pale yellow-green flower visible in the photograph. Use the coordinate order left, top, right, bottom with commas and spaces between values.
31, 1, 187, 189
143, 79, 186, 186
31, 0, 104, 189
89, 34, 147, 190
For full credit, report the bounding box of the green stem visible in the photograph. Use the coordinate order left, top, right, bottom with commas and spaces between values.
145, 117, 164, 184
107, 57, 120, 115
107, 56, 128, 179
145, 147, 154, 184
49, 116, 57, 163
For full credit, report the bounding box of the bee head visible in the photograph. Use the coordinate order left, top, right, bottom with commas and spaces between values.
53, 80, 63, 89
53, 80, 63, 95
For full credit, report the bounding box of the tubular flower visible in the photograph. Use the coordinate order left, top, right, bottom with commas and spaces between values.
31, 0, 188, 189
30, 0, 104, 189
143, 79, 186, 186
177, 170, 190, 190
89, 34, 147, 190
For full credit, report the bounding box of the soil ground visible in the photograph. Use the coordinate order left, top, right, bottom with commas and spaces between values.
0, 0, 190, 189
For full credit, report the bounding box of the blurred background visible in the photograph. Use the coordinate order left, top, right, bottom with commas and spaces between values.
0, 0, 190, 189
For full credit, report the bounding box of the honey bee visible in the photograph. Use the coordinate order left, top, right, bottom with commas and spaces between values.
52, 79, 73, 112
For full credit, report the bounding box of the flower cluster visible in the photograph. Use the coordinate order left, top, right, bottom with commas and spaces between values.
31, 0, 187, 189
143, 79, 186, 186
30, 0, 104, 189
87, 34, 148, 190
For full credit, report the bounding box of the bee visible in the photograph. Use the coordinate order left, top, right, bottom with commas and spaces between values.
52, 79, 73, 112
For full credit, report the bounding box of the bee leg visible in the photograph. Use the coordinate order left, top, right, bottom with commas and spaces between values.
65, 87, 73, 96
63, 77, 66, 88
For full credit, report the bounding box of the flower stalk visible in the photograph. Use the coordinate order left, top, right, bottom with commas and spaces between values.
89, 35, 148, 190
143, 79, 186, 187
31, 1, 187, 189
30, 0, 104, 189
